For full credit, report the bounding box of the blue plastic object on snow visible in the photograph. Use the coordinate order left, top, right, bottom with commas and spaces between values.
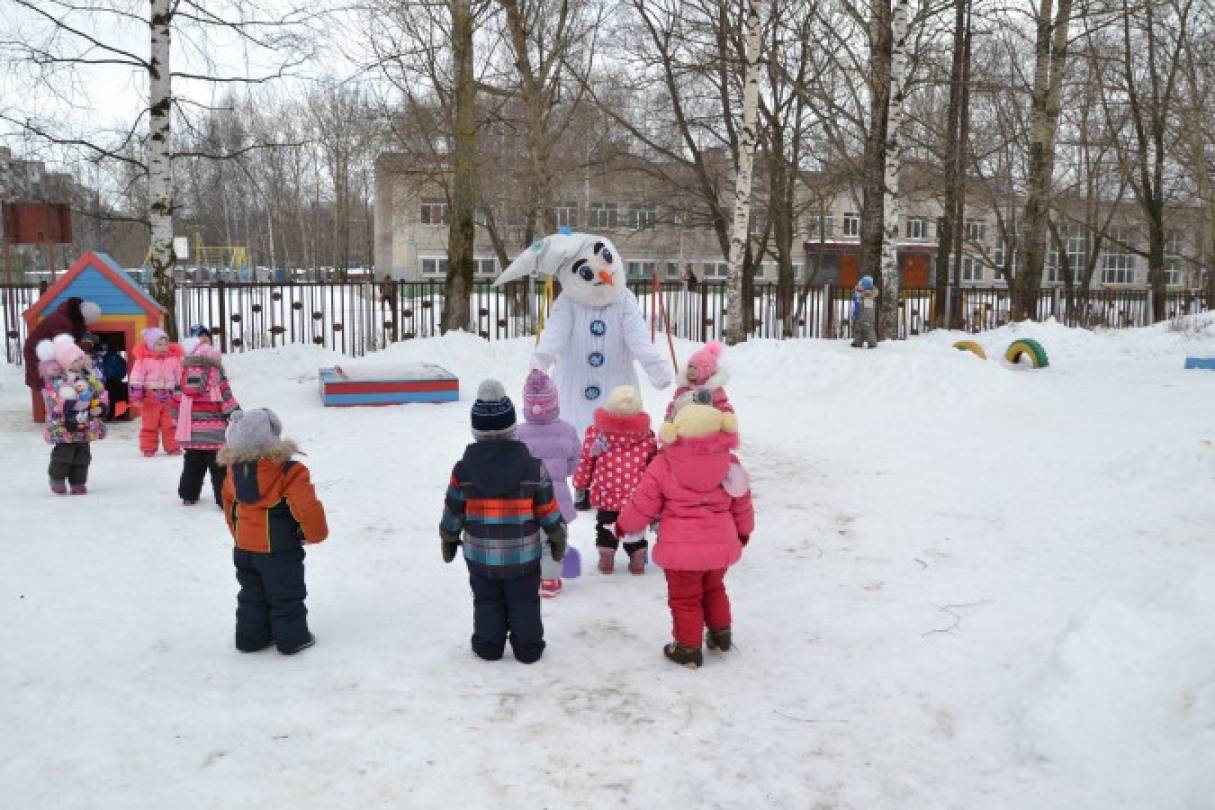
1184, 357, 1215, 370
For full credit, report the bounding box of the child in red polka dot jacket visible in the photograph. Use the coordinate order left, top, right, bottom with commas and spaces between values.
571, 385, 658, 575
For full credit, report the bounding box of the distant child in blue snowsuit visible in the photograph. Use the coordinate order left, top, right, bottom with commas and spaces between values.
851, 275, 878, 348
93, 343, 128, 419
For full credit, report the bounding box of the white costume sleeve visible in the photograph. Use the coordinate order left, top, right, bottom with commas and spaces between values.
533, 294, 575, 372
620, 290, 673, 389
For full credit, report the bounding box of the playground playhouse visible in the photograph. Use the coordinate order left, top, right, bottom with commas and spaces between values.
23, 250, 165, 420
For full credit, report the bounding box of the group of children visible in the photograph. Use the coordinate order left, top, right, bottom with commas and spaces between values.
35, 327, 754, 670
442, 340, 753, 669
38, 324, 241, 505
37, 324, 324, 655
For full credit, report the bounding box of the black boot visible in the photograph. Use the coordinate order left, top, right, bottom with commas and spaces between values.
663, 641, 703, 669
574, 489, 592, 511
706, 627, 732, 653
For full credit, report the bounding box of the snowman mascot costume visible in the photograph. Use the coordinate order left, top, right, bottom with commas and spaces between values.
495, 231, 673, 442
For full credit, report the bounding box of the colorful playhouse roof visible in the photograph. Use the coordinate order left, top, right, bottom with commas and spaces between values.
26, 251, 164, 320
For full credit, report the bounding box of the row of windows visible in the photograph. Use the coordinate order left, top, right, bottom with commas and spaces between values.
419, 201, 658, 230
418, 257, 801, 281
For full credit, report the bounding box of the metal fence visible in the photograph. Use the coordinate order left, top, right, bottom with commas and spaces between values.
2, 280, 1210, 364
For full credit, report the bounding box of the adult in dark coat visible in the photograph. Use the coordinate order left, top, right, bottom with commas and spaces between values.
23, 297, 101, 388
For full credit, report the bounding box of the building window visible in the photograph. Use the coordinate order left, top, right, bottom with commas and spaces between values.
474, 207, 489, 226
1102, 229, 1135, 284
1047, 246, 1062, 283
420, 200, 448, 225
630, 205, 657, 230
555, 203, 577, 229
808, 215, 834, 239
474, 257, 496, 277
994, 237, 1018, 278
703, 261, 729, 280
1067, 228, 1086, 278
906, 216, 928, 240
1165, 229, 1184, 286
961, 255, 983, 282
421, 257, 449, 277
588, 202, 618, 229
842, 212, 860, 238
626, 260, 657, 279
964, 218, 986, 242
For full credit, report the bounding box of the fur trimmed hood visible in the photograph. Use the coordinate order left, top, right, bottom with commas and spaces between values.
218, 439, 299, 466
132, 342, 183, 361
592, 408, 651, 435
675, 367, 728, 390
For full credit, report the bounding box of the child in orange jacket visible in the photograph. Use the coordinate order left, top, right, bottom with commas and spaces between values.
219, 408, 328, 655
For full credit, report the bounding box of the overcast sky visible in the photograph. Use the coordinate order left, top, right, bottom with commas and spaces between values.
0, 0, 366, 178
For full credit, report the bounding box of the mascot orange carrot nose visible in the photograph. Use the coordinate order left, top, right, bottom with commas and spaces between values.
598, 270, 615, 286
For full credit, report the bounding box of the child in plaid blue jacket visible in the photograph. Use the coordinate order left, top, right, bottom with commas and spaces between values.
441, 380, 567, 663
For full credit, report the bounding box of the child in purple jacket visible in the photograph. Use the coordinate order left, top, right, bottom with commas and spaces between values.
516, 369, 581, 598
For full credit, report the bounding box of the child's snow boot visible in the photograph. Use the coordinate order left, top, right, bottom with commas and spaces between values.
575, 489, 592, 511
280, 634, 315, 655
706, 627, 732, 654
627, 548, 646, 575
70, 484, 87, 495
663, 641, 703, 669
597, 547, 615, 574
540, 578, 563, 599
182, 499, 198, 506
49, 479, 67, 495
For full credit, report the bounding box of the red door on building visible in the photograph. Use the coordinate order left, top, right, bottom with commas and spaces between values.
903, 254, 930, 287
840, 253, 861, 287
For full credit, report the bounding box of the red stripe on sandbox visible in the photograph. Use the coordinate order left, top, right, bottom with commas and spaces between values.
322, 380, 459, 394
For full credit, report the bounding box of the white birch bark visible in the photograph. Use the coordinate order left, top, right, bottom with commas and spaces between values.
724, 0, 761, 346
878, 0, 911, 340
147, 0, 177, 336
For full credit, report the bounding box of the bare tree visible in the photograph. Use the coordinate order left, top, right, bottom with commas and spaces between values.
2, 0, 314, 336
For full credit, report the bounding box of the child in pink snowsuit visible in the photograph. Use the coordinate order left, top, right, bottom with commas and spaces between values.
664, 340, 733, 422
516, 369, 581, 598
129, 327, 183, 456
617, 403, 754, 669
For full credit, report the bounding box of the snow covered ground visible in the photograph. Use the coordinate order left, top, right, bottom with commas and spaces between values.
2, 319, 1214, 809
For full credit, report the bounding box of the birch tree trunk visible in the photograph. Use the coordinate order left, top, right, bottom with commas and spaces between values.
724, 0, 761, 346
147, 0, 177, 338
1013, 0, 1073, 321
878, 0, 911, 340
443, 0, 477, 333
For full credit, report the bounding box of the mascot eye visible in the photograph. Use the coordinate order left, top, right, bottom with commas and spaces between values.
573, 260, 593, 282
593, 242, 613, 265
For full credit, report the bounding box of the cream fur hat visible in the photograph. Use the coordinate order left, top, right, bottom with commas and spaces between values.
604, 385, 642, 416
659, 402, 738, 444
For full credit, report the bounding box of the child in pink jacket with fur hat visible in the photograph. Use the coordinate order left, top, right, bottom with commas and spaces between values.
129, 327, 183, 456
616, 402, 754, 669
664, 340, 733, 422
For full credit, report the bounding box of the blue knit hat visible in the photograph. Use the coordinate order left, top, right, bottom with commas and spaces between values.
860, 275, 874, 290
471, 379, 516, 440
189, 324, 212, 339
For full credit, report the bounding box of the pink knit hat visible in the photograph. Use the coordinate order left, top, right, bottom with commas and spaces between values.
142, 327, 168, 350
37, 333, 84, 370
687, 340, 724, 379
522, 369, 560, 423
